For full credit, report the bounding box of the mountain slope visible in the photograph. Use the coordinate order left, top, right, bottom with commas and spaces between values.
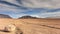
0, 14, 12, 18
18, 15, 39, 19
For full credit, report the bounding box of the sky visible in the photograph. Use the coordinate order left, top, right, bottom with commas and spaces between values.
0, 0, 60, 18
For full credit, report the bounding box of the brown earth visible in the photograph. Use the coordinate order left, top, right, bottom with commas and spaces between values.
0, 18, 60, 34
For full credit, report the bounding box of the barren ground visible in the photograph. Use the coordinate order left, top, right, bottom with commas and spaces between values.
0, 18, 60, 34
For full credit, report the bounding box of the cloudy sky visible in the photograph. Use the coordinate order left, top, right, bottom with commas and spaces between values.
0, 0, 60, 18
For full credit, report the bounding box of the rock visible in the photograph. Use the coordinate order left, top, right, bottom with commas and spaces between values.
4, 24, 23, 34
4, 24, 16, 32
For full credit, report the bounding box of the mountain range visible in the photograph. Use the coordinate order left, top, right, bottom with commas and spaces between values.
18, 15, 39, 19
0, 14, 12, 18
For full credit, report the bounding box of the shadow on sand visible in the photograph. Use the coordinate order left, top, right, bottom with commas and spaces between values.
0, 29, 10, 33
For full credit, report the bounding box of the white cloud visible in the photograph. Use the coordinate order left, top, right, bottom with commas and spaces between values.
28, 11, 60, 18
38, 11, 60, 18
9, 13, 28, 18
0, 5, 29, 13
1, 0, 60, 8
0, 0, 60, 18
1, 0, 20, 5
20, 0, 60, 8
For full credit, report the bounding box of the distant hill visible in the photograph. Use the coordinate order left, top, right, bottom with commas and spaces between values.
18, 16, 39, 19
0, 14, 12, 18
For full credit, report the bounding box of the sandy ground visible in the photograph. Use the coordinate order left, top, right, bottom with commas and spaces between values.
0, 18, 60, 34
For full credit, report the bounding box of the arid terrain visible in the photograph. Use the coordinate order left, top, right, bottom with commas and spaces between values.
0, 18, 60, 34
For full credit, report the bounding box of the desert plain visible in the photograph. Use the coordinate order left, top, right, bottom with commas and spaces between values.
0, 18, 60, 34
